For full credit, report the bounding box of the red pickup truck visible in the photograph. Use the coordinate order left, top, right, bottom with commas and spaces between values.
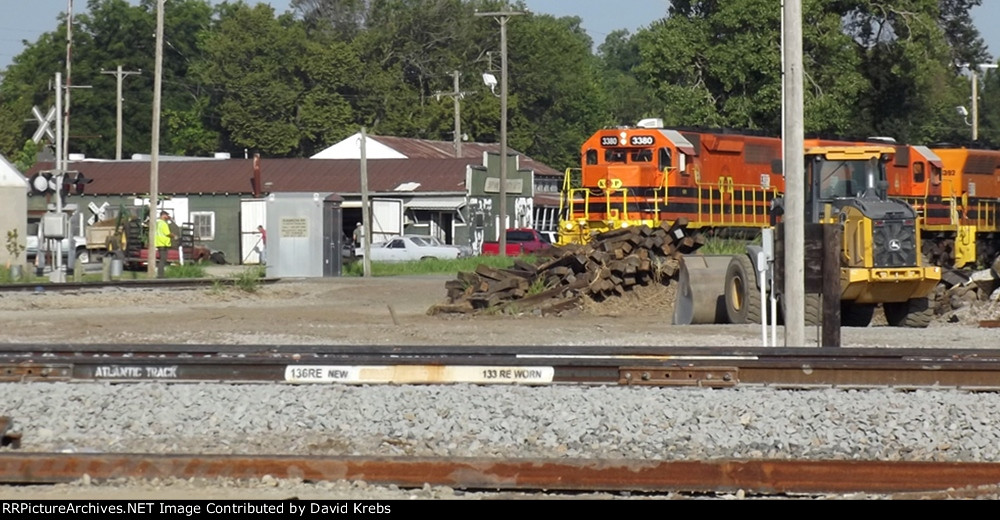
481, 228, 552, 256
130, 245, 212, 269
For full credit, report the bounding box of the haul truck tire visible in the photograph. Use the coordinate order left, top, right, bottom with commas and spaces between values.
883, 297, 933, 328
841, 302, 875, 327
724, 254, 761, 324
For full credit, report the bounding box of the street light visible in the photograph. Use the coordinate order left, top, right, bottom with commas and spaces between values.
482, 72, 498, 95
475, 9, 522, 257
960, 62, 998, 141
957, 105, 971, 126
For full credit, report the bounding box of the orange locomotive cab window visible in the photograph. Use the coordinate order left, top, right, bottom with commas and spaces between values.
606, 149, 627, 163
913, 162, 925, 184
585, 149, 598, 165
630, 149, 653, 162
659, 148, 672, 171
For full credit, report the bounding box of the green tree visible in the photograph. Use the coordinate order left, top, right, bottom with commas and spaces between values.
597, 30, 659, 127
841, 0, 985, 142
0, 22, 67, 159
194, 3, 358, 156
501, 11, 608, 169
292, 0, 370, 39
632, 0, 865, 135
0, 0, 218, 160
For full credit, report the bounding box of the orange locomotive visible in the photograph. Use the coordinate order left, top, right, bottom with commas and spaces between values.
559, 121, 1000, 268
923, 147, 1000, 268
558, 119, 785, 244
803, 138, 999, 268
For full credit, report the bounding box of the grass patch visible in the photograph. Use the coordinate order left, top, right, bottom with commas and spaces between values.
698, 236, 758, 255
209, 278, 226, 295
233, 265, 265, 292
165, 263, 207, 279
0, 261, 210, 284
342, 255, 537, 277
0, 266, 19, 284
527, 276, 548, 296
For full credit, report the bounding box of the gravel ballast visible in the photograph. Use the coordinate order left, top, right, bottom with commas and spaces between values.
5, 382, 998, 462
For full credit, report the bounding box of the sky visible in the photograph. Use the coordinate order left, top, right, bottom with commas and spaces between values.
0, 1, 998, 71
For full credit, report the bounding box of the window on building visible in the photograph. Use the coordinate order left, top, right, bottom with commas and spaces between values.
190, 211, 215, 241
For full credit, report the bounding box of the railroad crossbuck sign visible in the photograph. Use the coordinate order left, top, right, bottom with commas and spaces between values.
31, 105, 56, 144
88, 201, 109, 225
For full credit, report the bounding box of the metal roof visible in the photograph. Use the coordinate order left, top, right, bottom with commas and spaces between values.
364, 136, 562, 176
26, 158, 482, 196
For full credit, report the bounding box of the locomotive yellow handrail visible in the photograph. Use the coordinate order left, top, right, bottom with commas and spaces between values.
559, 166, 779, 243
694, 178, 777, 227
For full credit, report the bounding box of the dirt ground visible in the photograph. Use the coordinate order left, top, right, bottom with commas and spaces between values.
0, 267, 997, 348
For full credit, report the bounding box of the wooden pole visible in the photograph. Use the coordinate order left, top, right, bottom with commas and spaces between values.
821, 223, 842, 347
146, 0, 164, 278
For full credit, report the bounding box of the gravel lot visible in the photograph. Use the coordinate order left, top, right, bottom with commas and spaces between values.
1, 269, 999, 500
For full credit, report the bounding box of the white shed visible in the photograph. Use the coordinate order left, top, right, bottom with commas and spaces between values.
0, 155, 28, 268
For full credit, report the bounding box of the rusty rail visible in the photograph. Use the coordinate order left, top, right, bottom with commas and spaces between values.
2, 453, 1000, 496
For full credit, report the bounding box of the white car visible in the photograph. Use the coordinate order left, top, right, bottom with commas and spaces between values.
359, 235, 462, 262
414, 235, 475, 258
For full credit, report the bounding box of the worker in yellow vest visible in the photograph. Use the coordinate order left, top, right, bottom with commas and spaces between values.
155, 211, 176, 278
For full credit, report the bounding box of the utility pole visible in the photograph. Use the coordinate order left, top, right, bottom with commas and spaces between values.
63, 0, 73, 166
476, 10, 522, 257
360, 127, 371, 278
147, 0, 164, 278
782, 0, 805, 346
101, 65, 142, 160
52, 72, 65, 283
434, 71, 472, 157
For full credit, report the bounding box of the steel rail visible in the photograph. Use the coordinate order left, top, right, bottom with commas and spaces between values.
0, 277, 280, 293
4, 345, 1000, 389
2, 453, 1000, 496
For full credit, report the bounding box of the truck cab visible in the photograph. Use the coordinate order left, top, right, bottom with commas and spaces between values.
481, 228, 552, 256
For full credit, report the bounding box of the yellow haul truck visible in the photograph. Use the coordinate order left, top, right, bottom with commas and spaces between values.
676, 145, 942, 328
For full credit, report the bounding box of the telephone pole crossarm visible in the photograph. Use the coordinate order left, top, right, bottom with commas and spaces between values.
434, 71, 474, 158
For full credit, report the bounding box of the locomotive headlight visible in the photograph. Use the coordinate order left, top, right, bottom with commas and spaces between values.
620, 131, 627, 145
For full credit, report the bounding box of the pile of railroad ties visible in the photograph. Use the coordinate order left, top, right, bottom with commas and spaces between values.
429, 219, 704, 316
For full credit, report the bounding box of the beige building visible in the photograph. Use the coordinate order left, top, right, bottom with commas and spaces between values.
0, 155, 28, 268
